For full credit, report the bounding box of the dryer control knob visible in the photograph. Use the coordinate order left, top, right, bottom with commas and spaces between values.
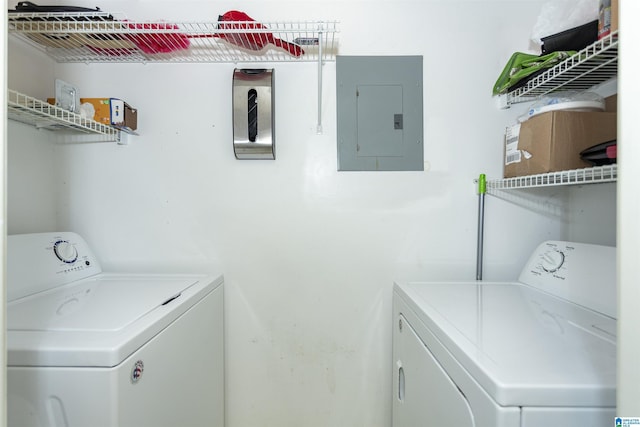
540, 250, 565, 273
54, 240, 78, 264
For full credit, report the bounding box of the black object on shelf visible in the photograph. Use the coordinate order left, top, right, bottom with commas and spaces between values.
541, 20, 598, 55
580, 140, 617, 166
9, 1, 102, 14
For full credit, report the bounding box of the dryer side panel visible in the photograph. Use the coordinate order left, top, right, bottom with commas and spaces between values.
392, 311, 475, 426
392, 290, 521, 427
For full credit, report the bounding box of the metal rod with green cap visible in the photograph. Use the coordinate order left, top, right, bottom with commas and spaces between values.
476, 174, 487, 280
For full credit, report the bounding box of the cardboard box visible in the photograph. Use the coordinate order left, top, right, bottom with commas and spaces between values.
504, 111, 617, 178
47, 97, 138, 132
605, 94, 617, 112
80, 98, 137, 132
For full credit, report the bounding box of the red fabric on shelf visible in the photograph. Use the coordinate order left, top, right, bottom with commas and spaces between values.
214, 10, 304, 57
125, 22, 191, 54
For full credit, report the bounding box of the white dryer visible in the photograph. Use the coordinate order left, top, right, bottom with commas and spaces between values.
7, 232, 224, 427
392, 241, 616, 427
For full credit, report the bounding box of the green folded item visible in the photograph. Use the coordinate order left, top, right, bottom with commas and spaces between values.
492, 51, 576, 96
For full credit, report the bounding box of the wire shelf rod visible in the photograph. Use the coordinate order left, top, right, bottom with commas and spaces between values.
484, 165, 617, 191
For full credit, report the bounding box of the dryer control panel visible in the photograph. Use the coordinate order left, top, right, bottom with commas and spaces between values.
7, 232, 102, 302
518, 241, 616, 318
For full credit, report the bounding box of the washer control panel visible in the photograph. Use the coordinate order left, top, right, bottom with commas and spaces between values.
519, 240, 616, 318
54, 239, 79, 264
530, 243, 574, 279
540, 248, 565, 273
7, 232, 102, 302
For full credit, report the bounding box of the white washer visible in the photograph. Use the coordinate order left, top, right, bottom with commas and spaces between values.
392, 241, 616, 427
7, 232, 224, 427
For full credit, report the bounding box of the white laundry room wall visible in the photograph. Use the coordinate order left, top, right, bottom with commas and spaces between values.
6, 0, 618, 425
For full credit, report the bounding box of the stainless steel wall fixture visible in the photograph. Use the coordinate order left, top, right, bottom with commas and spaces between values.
233, 69, 275, 159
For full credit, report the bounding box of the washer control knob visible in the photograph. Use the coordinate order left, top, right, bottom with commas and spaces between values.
541, 249, 565, 273
54, 240, 78, 264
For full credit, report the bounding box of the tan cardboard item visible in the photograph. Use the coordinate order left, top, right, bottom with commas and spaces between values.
504, 111, 617, 178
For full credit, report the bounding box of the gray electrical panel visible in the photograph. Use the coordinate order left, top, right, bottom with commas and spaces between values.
336, 56, 423, 171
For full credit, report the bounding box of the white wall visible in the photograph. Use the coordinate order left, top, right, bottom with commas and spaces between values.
617, 0, 640, 415
6, 0, 620, 425
6, 35, 56, 234
1, 5, 7, 427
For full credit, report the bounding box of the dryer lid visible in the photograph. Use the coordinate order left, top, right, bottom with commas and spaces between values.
395, 280, 616, 408
7, 273, 221, 367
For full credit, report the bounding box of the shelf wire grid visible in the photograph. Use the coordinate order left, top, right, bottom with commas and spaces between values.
486, 165, 617, 191
8, 12, 339, 63
8, 89, 119, 139
506, 31, 618, 106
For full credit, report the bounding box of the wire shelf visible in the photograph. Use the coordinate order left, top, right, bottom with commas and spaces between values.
486, 165, 617, 191
8, 89, 121, 141
504, 32, 618, 106
8, 12, 339, 63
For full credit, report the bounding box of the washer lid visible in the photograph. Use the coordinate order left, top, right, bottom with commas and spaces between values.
7, 272, 223, 368
394, 281, 616, 408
